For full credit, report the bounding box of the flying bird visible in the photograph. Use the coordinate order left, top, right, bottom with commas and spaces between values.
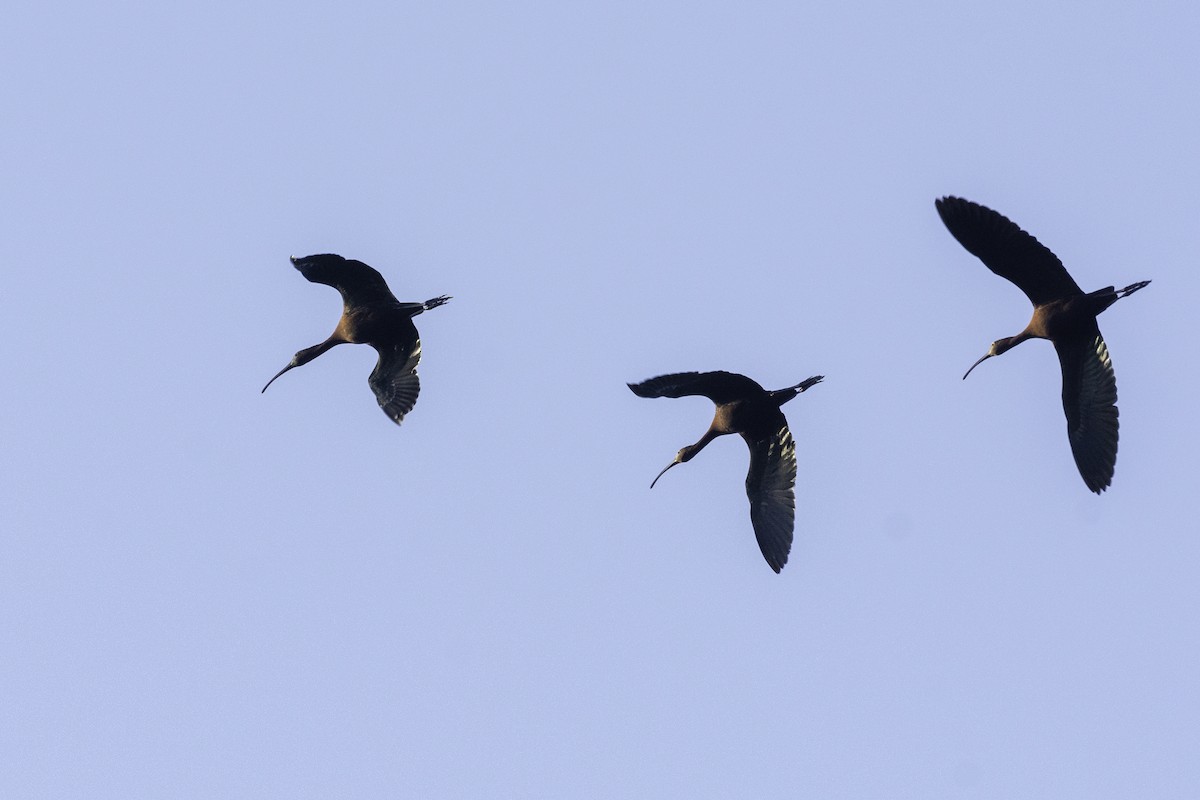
936, 196, 1150, 492
263, 254, 450, 425
628, 371, 823, 573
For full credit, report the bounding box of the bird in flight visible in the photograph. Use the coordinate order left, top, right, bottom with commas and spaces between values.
629, 371, 823, 573
263, 254, 451, 426
936, 196, 1149, 492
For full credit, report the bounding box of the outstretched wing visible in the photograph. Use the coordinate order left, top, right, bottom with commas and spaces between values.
935, 196, 1083, 306
743, 417, 797, 573
1055, 328, 1119, 493
369, 339, 422, 425
628, 371, 765, 404
291, 253, 399, 308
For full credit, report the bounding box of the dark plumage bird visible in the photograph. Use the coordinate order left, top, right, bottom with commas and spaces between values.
936, 196, 1150, 493
263, 254, 451, 425
628, 371, 823, 573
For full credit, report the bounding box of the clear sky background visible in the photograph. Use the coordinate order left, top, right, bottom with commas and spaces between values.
3, 1, 1198, 797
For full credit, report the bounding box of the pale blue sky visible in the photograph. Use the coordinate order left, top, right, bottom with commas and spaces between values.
3, 1, 1198, 797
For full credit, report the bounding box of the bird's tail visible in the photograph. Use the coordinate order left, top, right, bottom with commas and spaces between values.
770, 375, 824, 404
1117, 280, 1150, 298
790, 375, 824, 393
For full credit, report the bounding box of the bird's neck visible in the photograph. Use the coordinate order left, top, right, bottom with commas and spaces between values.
296, 338, 344, 366
683, 428, 723, 461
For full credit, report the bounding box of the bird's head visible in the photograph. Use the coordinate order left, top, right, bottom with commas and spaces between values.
963, 336, 1018, 380
649, 444, 701, 488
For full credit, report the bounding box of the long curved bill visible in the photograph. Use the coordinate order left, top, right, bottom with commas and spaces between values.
261, 364, 295, 393
650, 459, 680, 489
962, 353, 993, 380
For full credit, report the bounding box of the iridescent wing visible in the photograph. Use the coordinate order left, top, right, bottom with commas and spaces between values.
743, 417, 797, 573
369, 339, 422, 425
936, 196, 1083, 306
1055, 329, 1119, 493
628, 371, 765, 404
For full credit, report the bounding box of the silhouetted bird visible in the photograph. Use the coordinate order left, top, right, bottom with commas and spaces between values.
936, 196, 1150, 493
263, 254, 450, 425
628, 371, 823, 573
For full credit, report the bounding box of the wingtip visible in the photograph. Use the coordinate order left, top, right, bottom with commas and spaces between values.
763, 547, 788, 573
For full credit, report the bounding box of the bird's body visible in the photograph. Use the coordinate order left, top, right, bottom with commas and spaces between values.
628, 371, 823, 573
936, 196, 1149, 493
263, 254, 450, 425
